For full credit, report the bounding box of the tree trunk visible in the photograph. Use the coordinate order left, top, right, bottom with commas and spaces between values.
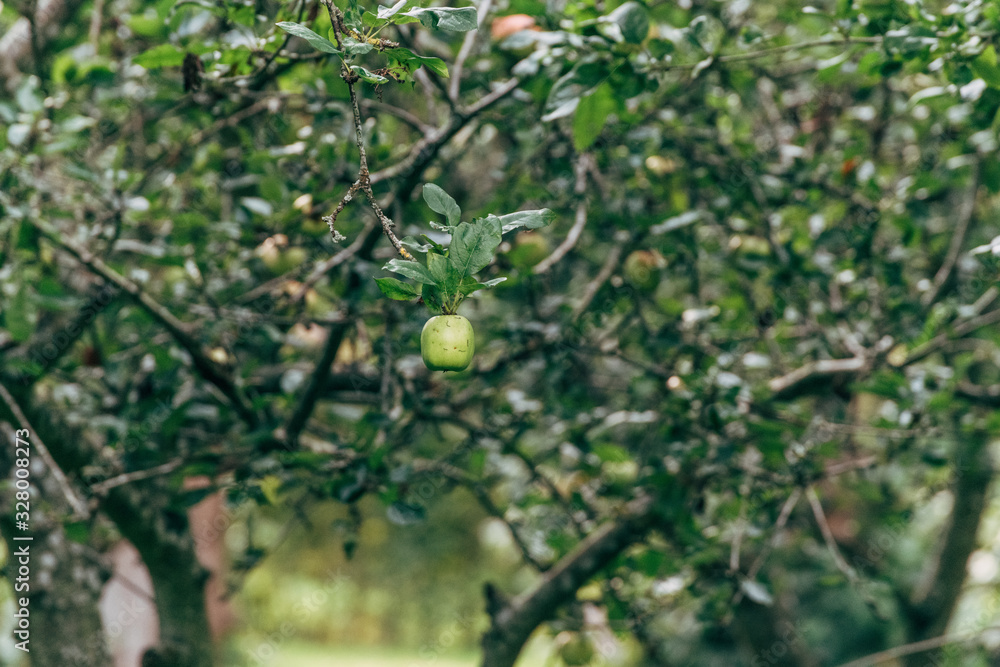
102, 484, 215, 667
0, 422, 111, 666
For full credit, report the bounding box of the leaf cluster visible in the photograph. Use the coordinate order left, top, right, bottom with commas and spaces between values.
375, 184, 554, 314
277, 0, 478, 83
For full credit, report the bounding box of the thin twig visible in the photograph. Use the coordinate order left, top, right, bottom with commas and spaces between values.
323, 0, 411, 260
650, 36, 884, 72
449, 0, 493, 102
0, 381, 90, 518
729, 494, 748, 572
735, 487, 801, 604
833, 629, 987, 667
806, 485, 857, 582
719, 36, 883, 63
368, 77, 521, 186
571, 244, 623, 323
294, 220, 375, 302
922, 161, 979, 309
534, 154, 592, 275
768, 356, 867, 396
360, 99, 431, 132
284, 317, 351, 448
90, 459, 184, 495
902, 307, 1000, 367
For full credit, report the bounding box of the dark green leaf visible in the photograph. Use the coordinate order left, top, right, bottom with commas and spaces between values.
499, 208, 557, 233
421, 282, 446, 313
542, 59, 610, 122
426, 251, 450, 288
350, 65, 389, 84
422, 184, 461, 225
134, 44, 187, 68
604, 2, 649, 44
400, 235, 436, 253
343, 36, 375, 56
375, 277, 419, 300
343, 0, 364, 31
5, 287, 34, 342
458, 276, 506, 295
448, 215, 502, 279
593, 443, 630, 462
383, 258, 436, 284
972, 46, 1000, 89
275, 22, 342, 54
573, 83, 616, 152
402, 6, 478, 32
384, 47, 449, 78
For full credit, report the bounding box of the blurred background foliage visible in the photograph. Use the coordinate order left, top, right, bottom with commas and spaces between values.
2, 0, 1000, 665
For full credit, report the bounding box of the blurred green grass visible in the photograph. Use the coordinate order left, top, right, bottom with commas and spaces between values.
228, 636, 555, 666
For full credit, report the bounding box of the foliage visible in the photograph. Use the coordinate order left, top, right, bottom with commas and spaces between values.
377, 183, 553, 314
2, 0, 1000, 665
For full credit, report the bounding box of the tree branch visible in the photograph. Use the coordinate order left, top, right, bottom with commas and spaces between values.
907, 425, 993, 642
534, 154, 592, 275
921, 161, 979, 309
89, 458, 184, 495
0, 380, 90, 518
480, 495, 656, 667
30, 217, 259, 427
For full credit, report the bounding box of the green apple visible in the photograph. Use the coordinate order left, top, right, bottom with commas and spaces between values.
421, 315, 475, 372
508, 231, 550, 269
559, 634, 595, 666
623, 250, 665, 291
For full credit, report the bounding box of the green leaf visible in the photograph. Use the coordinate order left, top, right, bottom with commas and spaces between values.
383, 258, 436, 284
5, 287, 34, 342
384, 47, 449, 78
972, 46, 1000, 89
375, 277, 419, 300
350, 65, 389, 84
276, 22, 342, 54
573, 82, 617, 152
604, 2, 649, 44
458, 276, 506, 295
402, 6, 478, 32
421, 283, 446, 313
343, 0, 364, 31
133, 44, 187, 68
400, 235, 436, 253
542, 59, 610, 122
377, 0, 408, 19
422, 184, 461, 226
343, 36, 375, 56
498, 208, 557, 233
448, 215, 502, 279
593, 443, 630, 462
426, 251, 450, 287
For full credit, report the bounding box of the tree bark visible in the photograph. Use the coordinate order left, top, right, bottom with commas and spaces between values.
904, 424, 994, 665
101, 484, 215, 667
